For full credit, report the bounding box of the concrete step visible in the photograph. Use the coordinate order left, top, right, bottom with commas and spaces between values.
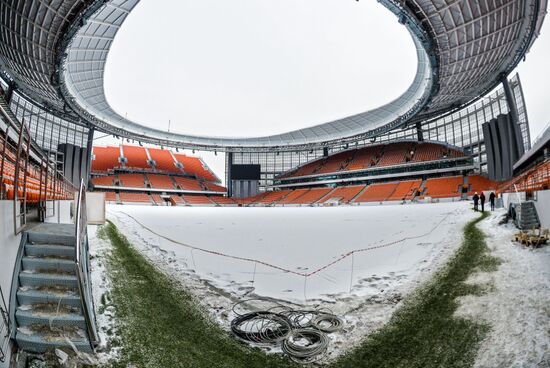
17, 289, 81, 309
27, 232, 75, 246
16, 309, 85, 329
22, 257, 76, 274
25, 244, 75, 260
16, 331, 91, 354
19, 273, 78, 288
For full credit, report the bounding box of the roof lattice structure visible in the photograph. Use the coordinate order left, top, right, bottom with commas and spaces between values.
0, 0, 547, 151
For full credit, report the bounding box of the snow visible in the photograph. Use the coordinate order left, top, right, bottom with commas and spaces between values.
106, 203, 474, 303
99, 202, 476, 361
88, 225, 121, 364
455, 210, 550, 368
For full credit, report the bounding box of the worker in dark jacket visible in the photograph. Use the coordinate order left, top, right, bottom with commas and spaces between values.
473, 192, 479, 211
480, 192, 486, 212
489, 192, 496, 211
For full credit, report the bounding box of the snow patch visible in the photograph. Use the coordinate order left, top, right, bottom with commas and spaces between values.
455, 210, 550, 368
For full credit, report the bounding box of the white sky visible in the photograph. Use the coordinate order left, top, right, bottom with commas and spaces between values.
100, 0, 550, 182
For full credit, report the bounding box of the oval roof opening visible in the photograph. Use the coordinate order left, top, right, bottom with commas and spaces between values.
104, 0, 417, 138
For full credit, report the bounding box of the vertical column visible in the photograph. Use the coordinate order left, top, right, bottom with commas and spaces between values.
416, 121, 423, 141
85, 126, 95, 186
226, 152, 233, 197
4, 81, 15, 103
501, 75, 525, 158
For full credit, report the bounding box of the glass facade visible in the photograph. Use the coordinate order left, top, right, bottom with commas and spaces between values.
8, 92, 90, 155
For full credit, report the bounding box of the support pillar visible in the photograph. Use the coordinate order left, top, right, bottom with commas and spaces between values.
501, 75, 525, 158
226, 152, 233, 197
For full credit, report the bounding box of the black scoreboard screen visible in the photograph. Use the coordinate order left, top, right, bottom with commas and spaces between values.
231, 164, 261, 180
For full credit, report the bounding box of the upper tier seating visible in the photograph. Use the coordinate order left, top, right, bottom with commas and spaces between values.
346, 146, 380, 171
173, 176, 204, 191
377, 143, 414, 167
317, 150, 356, 174
148, 147, 180, 173
282, 158, 325, 178
321, 185, 365, 204
91, 146, 121, 172
281, 141, 466, 179
117, 173, 146, 188
174, 154, 217, 182
146, 174, 175, 190
202, 182, 226, 192
122, 145, 150, 169
423, 177, 463, 198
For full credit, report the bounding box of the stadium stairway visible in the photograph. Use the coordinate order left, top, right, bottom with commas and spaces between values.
515, 201, 541, 230
10, 224, 95, 354
315, 188, 337, 204
350, 185, 370, 203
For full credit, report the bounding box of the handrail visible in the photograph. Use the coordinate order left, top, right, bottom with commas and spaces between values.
0, 285, 9, 363
13, 119, 31, 234
75, 179, 99, 349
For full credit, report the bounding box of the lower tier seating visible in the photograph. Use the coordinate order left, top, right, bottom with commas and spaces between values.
321, 185, 365, 204
182, 195, 213, 205
423, 177, 463, 198
291, 188, 333, 204
354, 182, 398, 203
118, 192, 152, 203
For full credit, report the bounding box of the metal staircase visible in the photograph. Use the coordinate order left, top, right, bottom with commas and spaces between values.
9, 181, 98, 354
514, 201, 541, 230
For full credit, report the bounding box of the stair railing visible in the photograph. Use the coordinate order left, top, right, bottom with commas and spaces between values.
0, 285, 9, 363
75, 179, 99, 349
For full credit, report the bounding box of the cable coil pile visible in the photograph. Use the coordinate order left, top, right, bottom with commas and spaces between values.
231, 299, 343, 364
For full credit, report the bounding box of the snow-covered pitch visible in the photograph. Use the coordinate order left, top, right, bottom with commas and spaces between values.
92, 203, 549, 364
107, 203, 475, 303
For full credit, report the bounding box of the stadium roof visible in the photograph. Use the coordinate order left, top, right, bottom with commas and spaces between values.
0, 0, 547, 151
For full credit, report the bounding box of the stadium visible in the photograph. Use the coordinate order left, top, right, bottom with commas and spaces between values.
0, 0, 549, 366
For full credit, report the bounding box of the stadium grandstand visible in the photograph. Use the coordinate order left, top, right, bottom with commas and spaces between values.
0, 0, 548, 365
89, 145, 225, 205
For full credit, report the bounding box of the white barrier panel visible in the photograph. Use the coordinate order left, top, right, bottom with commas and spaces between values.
87, 192, 106, 225
534, 190, 550, 228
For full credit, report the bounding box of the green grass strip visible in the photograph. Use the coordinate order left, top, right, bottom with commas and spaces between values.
333, 211, 499, 368
98, 221, 297, 368
98, 212, 497, 368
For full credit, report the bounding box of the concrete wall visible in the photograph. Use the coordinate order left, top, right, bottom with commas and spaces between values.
0, 201, 21, 368
87, 192, 106, 225
534, 190, 550, 228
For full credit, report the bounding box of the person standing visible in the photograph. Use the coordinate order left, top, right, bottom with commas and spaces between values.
480, 192, 486, 212
489, 192, 496, 211
473, 192, 479, 211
